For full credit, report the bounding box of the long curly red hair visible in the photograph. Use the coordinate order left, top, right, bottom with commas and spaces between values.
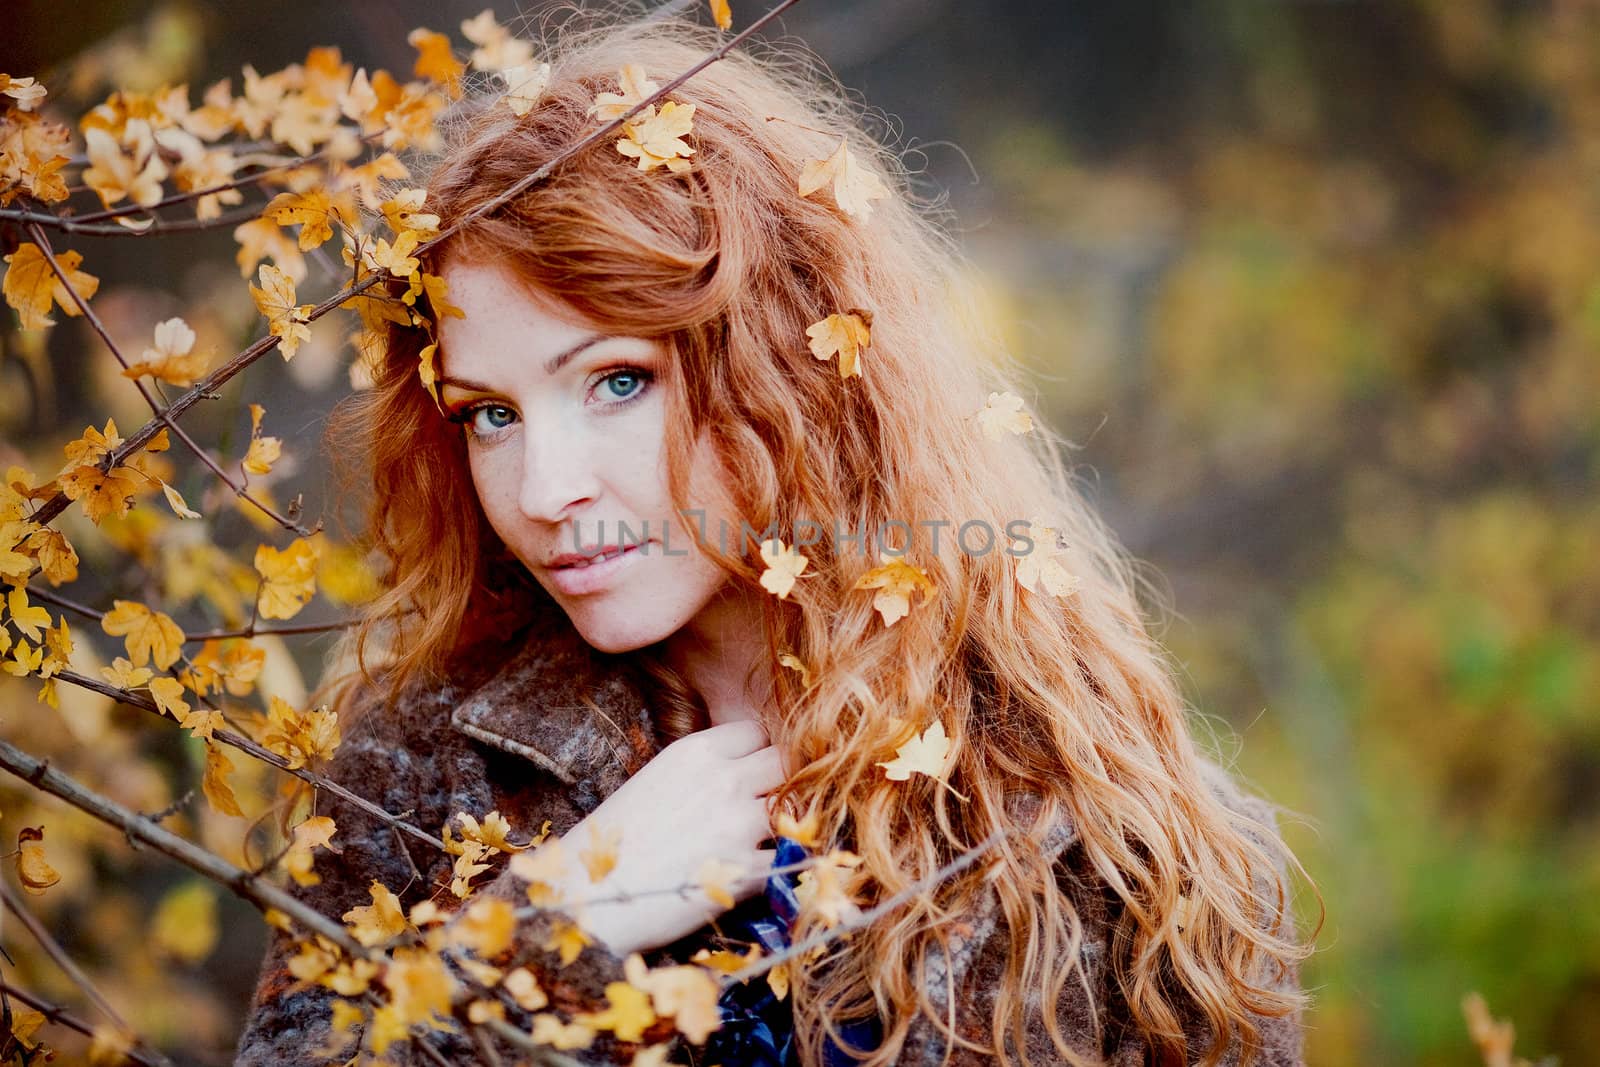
326, 8, 1320, 1066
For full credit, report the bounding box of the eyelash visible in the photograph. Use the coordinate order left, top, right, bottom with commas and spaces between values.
445, 365, 656, 440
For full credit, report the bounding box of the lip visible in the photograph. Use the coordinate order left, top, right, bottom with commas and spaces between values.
542, 541, 649, 596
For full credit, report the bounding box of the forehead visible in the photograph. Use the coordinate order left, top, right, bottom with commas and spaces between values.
436, 259, 603, 375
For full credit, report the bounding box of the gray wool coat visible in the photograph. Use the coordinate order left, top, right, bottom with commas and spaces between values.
233, 598, 1307, 1066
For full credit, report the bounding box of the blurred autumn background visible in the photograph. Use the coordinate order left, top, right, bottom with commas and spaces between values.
2, 0, 1597, 1063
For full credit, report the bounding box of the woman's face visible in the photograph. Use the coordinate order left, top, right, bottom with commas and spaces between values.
435, 257, 738, 654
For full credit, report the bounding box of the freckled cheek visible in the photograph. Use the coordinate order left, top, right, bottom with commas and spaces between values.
467, 450, 522, 531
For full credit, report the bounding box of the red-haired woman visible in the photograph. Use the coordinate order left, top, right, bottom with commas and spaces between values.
237, 10, 1319, 1066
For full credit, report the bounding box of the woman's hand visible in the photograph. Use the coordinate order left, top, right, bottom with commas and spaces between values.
544, 719, 786, 958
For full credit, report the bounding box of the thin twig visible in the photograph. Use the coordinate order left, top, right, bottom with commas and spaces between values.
43, 135, 382, 226
21, 223, 309, 535
20, 588, 361, 642
0, 880, 177, 1067
50, 669, 442, 852
0, 980, 167, 1067
184, 618, 359, 642
721, 828, 1008, 987
0, 204, 265, 236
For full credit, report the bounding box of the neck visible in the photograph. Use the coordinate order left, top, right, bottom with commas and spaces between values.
663, 585, 772, 728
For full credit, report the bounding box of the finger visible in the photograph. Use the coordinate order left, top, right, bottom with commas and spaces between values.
694, 718, 770, 760
728, 848, 777, 899
733, 745, 787, 795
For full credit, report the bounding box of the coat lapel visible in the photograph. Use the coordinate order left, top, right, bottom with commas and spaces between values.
449, 602, 662, 816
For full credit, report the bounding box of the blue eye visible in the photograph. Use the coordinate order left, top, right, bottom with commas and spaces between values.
598, 369, 648, 401
448, 403, 518, 438
474, 405, 517, 431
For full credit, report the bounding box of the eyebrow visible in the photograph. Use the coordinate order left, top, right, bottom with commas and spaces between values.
437, 333, 611, 393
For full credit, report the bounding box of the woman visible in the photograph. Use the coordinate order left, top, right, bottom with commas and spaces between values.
237, 9, 1318, 1066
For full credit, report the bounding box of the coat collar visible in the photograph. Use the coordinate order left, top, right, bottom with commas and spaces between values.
449, 603, 663, 816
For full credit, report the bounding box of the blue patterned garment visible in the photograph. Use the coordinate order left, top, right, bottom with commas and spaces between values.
698, 837, 884, 1066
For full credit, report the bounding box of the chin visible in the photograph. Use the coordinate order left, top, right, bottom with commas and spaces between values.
562, 606, 675, 655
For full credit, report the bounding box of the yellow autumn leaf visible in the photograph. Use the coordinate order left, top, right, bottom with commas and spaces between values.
24, 526, 78, 585
202, 741, 244, 817
371, 231, 422, 280
503, 967, 549, 1011
797, 136, 890, 223
382, 944, 456, 1030
6, 586, 51, 641
3, 641, 42, 677
450, 839, 494, 899
151, 881, 219, 963
590, 64, 660, 122
2, 242, 100, 330
793, 848, 863, 927
544, 917, 592, 966
581, 823, 622, 883
285, 815, 340, 887
876, 719, 951, 782
768, 960, 791, 1001
500, 62, 551, 117
0, 74, 47, 111
852, 552, 937, 627
58, 464, 142, 524
976, 391, 1034, 440
40, 618, 72, 679
758, 538, 808, 599
380, 188, 440, 237
16, 826, 60, 895
624, 954, 723, 1044
408, 27, 465, 97
233, 216, 307, 284
447, 809, 533, 853
709, 0, 733, 30
696, 857, 741, 909
255, 539, 319, 620
100, 599, 185, 669
249, 263, 313, 361
264, 189, 339, 251
573, 980, 657, 1044
261, 696, 342, 770
530, 1012, 596, 1050
418, 342, 440, 405
101, 656, 154, 690
7, 1006, 44, 1051
343, 881, 410, 946
616, 101, 696, 173
776, 651, 813, 688
148, 676, 190, 721
81, 125, 167, 210
122, 317, 210, 386
774, 807, 822, 848
1013, 518, 1082, 600
243, 435, 282, 477
805, 309, 871, 379
160, 480, 201, 519
462, 9, 535, 72
446, 896, 516, 958
61, 417, 122, 468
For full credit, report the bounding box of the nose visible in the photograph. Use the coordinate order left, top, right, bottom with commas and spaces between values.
517, 415, 599, 523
